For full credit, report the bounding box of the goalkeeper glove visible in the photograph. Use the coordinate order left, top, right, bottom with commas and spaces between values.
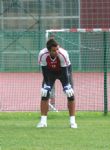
41, 84, 51, 97
63, 84, 74, 97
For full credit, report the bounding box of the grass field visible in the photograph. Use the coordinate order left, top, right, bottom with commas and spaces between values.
0, 111, 110, 150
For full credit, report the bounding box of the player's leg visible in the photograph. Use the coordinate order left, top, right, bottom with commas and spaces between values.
40, 80, 50, 116
67, 95, 77, 128
37, 79, 55, 128
37, 85, 49, 128
60, 65, 77, 128
41, 96, 49, 116
49, 84, 58, 112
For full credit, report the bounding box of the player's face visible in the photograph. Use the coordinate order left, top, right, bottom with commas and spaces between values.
49, 46, 59, 58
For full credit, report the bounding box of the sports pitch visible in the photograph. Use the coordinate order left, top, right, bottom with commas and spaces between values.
0, 111, 110, 150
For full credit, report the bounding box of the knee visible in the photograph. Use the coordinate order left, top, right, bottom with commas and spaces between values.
67, 94, 75, 101
41, 91, 50, 101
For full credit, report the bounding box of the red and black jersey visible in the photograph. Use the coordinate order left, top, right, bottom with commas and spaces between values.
46, 55, 61, 72
38, 47, 73, 88
38, 47, 71, 69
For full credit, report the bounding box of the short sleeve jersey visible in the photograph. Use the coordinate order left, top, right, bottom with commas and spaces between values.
38, 47, 71, 72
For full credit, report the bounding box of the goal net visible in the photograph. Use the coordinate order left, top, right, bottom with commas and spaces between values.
46, 28, 110, 112
46, 28, 110, 71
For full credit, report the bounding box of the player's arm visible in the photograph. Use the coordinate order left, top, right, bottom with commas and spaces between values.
60, 66, 70, 85
58, 49, 74, 96
41, 66, 51, 97
42, 66, 50, 85
61, 65, 74, 98
38, 50, 51, 97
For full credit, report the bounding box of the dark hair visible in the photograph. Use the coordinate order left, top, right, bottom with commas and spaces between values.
46, 39, 58, 51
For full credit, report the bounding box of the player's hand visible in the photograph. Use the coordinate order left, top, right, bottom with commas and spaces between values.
63, 84, 74, 97
41, 84, 51, 97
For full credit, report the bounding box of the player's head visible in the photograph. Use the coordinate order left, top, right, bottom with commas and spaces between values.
46, 39, 59, 58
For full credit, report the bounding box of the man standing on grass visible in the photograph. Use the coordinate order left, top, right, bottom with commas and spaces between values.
37, 38, 77, 128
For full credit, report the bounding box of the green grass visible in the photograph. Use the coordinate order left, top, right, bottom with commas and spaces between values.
0, 111, 110, 150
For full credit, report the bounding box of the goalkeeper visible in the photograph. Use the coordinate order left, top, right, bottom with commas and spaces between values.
37, 38, 77, 128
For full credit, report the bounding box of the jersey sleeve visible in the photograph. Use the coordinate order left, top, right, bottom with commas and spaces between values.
38, 49, 48, 66
58, 49, 71, 67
